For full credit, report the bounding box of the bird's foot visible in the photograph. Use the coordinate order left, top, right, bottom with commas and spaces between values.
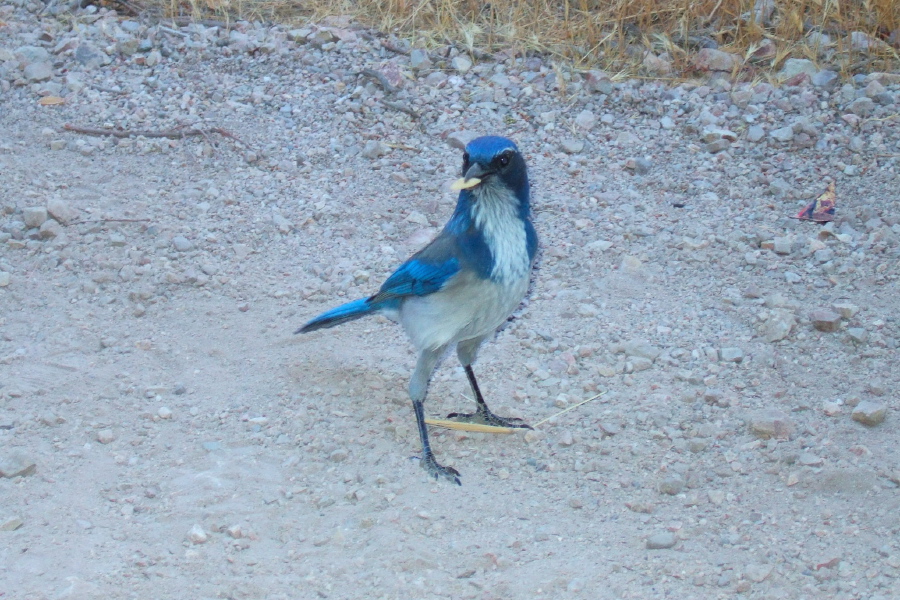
418, 453, 461, 485
446, 407, 533, 430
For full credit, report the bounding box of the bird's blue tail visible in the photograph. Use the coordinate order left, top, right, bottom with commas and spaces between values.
296, 298, 374, 334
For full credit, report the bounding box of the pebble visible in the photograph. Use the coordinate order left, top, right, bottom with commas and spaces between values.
745, 563, 773, 583
764, 310, 795, 342
0, 272, 10, 287
46, 197, 79, 224
847, 327, 868, 344
810, 309, 841, 332
747, 125, 765, 142
831, 302, 859, 318
798, 452, 823, 466
1, 516, 24, 531
451, 56, 472, 73
361, 140, 389, 159
171, 236, 193, 252
23, 206, 48, 228
851, 401, 887, 426
329, 448, 349, 462
748, 409, 794, 440
157, 407, 173, 419
24, 62, 53, 82
646, 532, 677, 549
560, 139, 584, 154
720, 347, 743, 363
658, 474, 685, 495
96, 429, 116, 444
187, 524, 208, 544
0, 452, 37, 478
769, 126, 794, 143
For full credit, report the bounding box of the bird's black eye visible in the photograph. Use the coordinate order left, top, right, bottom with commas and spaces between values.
498, 152, 511, 167
462, 152, 470, 170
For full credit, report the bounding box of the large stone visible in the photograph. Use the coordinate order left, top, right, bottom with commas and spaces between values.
0, 452, 37, 478
851, 401, 886, 426
23, 62, 52, 82
764, 309, 795, 342
693, 48, 738, 72
74, 44, 110, 69
779, 58, 818, 81
23, 206, 48, 227
47, 198, 80, 224
810, 309, 841, 332
748, 409, 794, 440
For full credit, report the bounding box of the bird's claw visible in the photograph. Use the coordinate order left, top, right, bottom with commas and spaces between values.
420, 453, 461, 485
445, 408, 533, 430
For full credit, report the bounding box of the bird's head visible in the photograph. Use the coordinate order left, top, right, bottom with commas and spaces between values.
451, 136, 529, 210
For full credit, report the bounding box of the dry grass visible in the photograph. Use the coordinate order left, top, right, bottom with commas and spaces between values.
145, 0, 898, 76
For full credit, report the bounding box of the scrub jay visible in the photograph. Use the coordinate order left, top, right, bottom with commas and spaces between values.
297, 136, 538, 484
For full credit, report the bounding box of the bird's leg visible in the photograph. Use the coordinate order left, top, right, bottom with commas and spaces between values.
446, 339, 532, 429
409, 347, 461, 485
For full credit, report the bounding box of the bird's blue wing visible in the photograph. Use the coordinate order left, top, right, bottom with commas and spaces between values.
370, 234, 461, 302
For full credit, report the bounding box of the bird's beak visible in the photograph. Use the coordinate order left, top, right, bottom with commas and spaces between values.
450, 163, 488, 191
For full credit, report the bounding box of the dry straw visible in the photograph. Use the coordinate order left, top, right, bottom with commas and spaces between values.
147, 0, 898, 75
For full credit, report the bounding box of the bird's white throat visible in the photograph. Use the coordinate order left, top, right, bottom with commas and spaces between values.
470, 184, 531, 282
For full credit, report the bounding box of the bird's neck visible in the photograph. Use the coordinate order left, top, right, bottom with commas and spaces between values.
468, 185, 532, 282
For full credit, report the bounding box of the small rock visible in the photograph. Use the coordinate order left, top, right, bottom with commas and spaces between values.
745, 564, 773, 583
720, 347, 744, 363
812, 70, 839, 90
798, 452, 823, 466
39, 220, 61, 239
658, 475, 685, 495
226, 524, 243, 539
622, 339, 661, 361
779, 58, 818, 80
764, 310, 795, 342
748, 409, 794, 440
847, 327, 868, 344
851, 401, 886, 426
747, 125, 765, 142
74, 44, 110, 69
451, 55, 472, 73
446, 130, 479, 150
329, 448, 349, 462
560, 139, 584, 154
409, 49, 431, 70
847, 97, 875, 117
361, 140, 390, 159
187, 524, 208, 544
171, 236, 193, 252
557, 430, 574, 447
705, 139, 730, 153
584, 70, 613, 94
157, 407, 173, 419
0, 452, 37, 478
0, 272, 12, 287
0, 516, 24, 531
831, 302, 858, 318
23, 206, 48, 228
47, 198, 79, 224
574, 110, 596, 130
646, 532, 677, 549
810, 309, 841, 332
23, 62, 53, 82
693, 48, 737, 72
97, 429, 116, 444
708, 490, 725, 505
769, 126, 794, 143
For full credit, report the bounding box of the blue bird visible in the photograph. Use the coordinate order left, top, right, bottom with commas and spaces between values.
297, 136, 538, 484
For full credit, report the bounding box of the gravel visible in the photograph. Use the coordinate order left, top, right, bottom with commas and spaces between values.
1, 4, 899, 599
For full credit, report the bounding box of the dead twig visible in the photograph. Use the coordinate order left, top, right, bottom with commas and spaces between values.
63, 123, 248, 148
380, 39, 409, 55
379, 99, 420, 119
357, 68, 399, 95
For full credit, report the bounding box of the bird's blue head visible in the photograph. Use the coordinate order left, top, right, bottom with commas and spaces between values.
456, 136, 530, 216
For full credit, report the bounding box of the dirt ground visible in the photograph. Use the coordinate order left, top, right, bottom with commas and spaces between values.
1, 6, 900, 600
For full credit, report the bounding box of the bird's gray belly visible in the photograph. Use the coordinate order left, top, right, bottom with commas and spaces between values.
398, 272, 529, 352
